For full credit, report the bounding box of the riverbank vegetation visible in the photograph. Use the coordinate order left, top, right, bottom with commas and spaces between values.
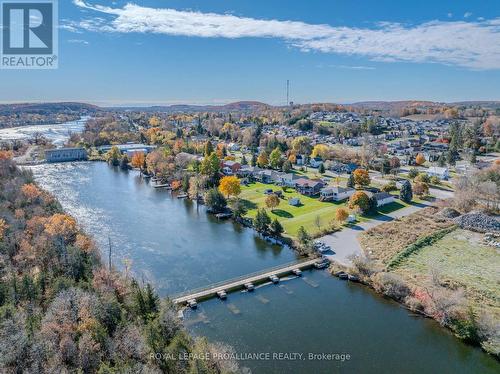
352, 206, 499, 358
0, 152, 240, 373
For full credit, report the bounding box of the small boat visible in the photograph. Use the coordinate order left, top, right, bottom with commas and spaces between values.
337, 271, 348, 280
292, 269, 302, 276
215, 212, 232, 219
244, 282, 255, 291
269, 275, 280, 284
314, 261, 329, 269
177, 193, 188, 199
217, 290, 227, 299
153, 184, 171, 189
348, 274, 360, 282
187, 299, 197, 309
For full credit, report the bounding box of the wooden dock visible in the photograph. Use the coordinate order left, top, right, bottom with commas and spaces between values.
171, 257, 325, 305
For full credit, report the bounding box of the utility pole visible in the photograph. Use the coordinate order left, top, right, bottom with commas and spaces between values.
286, 79, 290, 106
108, 236, 112, 271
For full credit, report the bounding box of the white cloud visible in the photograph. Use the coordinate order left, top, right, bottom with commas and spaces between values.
69, 1, 500, 69
464, 12, 473, 18
67, 39, 89, 45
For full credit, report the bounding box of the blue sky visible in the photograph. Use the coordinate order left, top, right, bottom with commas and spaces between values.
1, 0, 499, 105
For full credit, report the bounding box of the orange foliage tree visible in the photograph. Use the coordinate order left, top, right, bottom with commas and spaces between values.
353, 169, 370, 187
44, 213, 77, 242
21, 183, 42, 201
171, 180, 182, 191
348, 191, 370, 213
0, 218, 7, 240
131, 152, 146, 169
415, 153, 426, 165
219, 176, 241, 198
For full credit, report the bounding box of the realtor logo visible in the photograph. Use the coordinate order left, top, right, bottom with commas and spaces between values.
1, 0, 58, 69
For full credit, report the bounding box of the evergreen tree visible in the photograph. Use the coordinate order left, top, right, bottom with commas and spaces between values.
318, 163, 325, 174
400, 180, 413, 203
270, 218, 284, 236
254, 209, 271, 233
251, 154, 257, 167
204, 188, 227, 213
241, 155, 248, 165
368, 196, 378, 214
120, 154, 129, 170
204, 141, 214, 156
437, 153, 446, 167
282, 160, 292, 173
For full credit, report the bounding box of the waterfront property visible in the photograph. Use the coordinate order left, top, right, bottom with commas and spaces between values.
320, 186, 355, 201
45, 147, 87, 162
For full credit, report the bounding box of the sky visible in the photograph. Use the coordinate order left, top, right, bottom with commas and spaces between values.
1, 0, 500, 106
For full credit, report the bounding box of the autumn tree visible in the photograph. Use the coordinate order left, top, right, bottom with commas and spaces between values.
21, 183, 42, 202
203, 141, 214, 156
413, 182, 429, 196
348, 191, 370, 213
257, 151, 269, 168
0, 218, 7, 240
219, 176, 241, 198
44, 213, 78, 242
106, 146, 122, 166
415, 153, 426, 166
311, 144, 329, 159
265, 194, 280, 211
390, 156, 400, 173
200, 152, 221, 184
335, 208, 349, 223
353, 169, 370, 187
292, 136, 312, 156
131, 152, 146, 170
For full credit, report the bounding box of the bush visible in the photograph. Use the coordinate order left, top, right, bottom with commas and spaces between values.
372, 272, 410, 301
382, 181, 398, 192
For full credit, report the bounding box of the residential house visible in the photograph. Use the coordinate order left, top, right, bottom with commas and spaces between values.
372, 192, 395, 207
310, 157, 323, 168
320, 186, 355, 202
426, 166, 449, 180
295, 178, 325, 196
222, 161, 241, 175
277, 173, 301, 187
255, 169, 280, 184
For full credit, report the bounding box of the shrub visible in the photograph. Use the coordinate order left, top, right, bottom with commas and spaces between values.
372, 272, 410, 301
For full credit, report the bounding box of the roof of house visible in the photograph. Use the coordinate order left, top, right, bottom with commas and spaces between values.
427, 166, 448, 174
321, 186, 354, 194
372, 192, 394, 201
296, 178, 324, 188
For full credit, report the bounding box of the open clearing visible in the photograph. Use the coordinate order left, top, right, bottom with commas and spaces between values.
393, 229, 500, 317
358, 207, 455, 264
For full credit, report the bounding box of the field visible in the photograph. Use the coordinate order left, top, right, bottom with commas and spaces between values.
393, 229, 500, 317
240, 182, 345, 238
358, 207, 455, 264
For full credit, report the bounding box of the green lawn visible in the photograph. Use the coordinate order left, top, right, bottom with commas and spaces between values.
240, 182, 346, 238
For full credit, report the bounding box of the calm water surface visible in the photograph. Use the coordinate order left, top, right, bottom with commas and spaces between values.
30, 162, 298, 296
31, 161, 499, 373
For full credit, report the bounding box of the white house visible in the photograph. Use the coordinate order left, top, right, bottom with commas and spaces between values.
277, 173, 301, 187
372, 192, 396, 207
288, 197, 301, 206
320, 186, 355, 202
426, 166, 449, 180
310, 157, 323, 168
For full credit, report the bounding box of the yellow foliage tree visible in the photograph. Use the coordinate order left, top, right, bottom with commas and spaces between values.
0, 219, 7, 240
353, 169, 370, 187
149, 116, 161, 127
265, 194, 280, 211
311, 144, 329, 159
44, 213, 77, 241
257, 151, 269, 167
219, 176, 241, 198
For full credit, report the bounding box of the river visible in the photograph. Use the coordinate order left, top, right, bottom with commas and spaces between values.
29, 161, 499, 373
0, 117, 88, 146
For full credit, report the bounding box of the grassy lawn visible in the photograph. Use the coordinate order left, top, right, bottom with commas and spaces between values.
240, 182, 346, 238
393, 229, 500, 317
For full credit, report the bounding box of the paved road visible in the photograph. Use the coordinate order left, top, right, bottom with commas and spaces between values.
318, 202, 430, 266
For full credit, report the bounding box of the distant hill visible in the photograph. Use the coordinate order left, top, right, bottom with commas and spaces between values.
0, 102, 100, 116
110, 101, 271, 113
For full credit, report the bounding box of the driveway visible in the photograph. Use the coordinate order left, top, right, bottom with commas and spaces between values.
318, 202, 429, 266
